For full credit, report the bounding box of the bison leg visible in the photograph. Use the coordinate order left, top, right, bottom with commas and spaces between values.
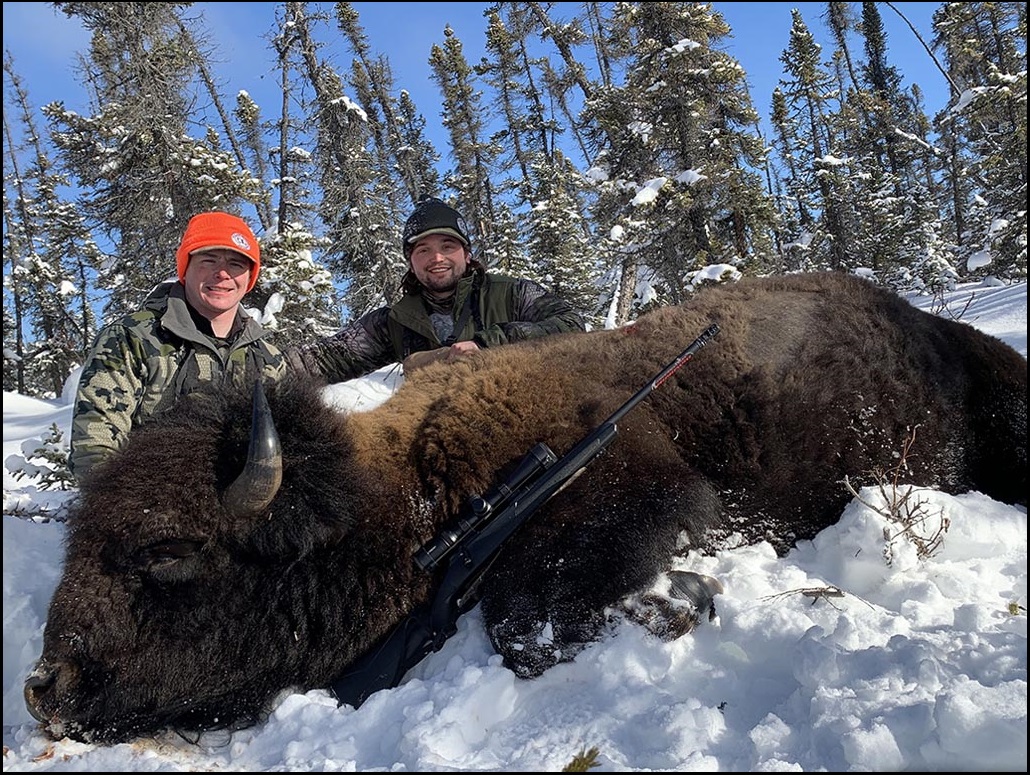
479, 468, 720, 678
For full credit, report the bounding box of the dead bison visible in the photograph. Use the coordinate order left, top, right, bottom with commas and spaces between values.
25, 272, 1026, 743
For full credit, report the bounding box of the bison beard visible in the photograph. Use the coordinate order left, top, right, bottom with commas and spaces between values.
25, 272, 1027, 744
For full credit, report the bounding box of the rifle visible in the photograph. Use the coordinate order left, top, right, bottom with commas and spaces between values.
330, 322, 720, 708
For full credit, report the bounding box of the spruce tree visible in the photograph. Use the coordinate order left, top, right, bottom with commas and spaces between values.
775, 8, 849, 271
44, 2, 264, 319
933, 2, 1027, 279
3, 54, 99, 397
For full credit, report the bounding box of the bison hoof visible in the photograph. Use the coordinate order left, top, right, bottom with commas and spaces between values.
489, 615, 602, 679
492, 620, 566, 678
621, 570, 724, 640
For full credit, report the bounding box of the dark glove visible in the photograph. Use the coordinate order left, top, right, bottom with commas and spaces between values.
285, 346, 318, 377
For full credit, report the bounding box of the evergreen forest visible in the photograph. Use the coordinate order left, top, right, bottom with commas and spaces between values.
3, 2, 1027, 399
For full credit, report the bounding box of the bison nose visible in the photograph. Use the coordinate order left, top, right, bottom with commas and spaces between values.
24, 663, 57, 722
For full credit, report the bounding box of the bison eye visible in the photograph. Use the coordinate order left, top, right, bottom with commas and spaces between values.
137, 539, 205, 581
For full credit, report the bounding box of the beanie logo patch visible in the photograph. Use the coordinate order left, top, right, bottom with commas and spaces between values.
231, 232, 252, 252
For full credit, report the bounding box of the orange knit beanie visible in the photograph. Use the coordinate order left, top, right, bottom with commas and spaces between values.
175, 212, 261, 292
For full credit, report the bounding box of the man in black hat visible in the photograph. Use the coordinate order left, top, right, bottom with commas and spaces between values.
289, 197, 587, 382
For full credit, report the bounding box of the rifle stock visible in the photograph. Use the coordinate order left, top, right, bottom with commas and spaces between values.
329, 612, 435, 708
330, 322, 720, 708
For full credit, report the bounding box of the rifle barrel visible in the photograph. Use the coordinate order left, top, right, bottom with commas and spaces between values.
606, 322, 720, 427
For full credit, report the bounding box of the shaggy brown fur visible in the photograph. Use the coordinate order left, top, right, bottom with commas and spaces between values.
25, 272, 1026, 744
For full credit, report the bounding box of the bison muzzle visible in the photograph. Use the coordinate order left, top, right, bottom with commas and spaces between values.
25, 272, 1027, 744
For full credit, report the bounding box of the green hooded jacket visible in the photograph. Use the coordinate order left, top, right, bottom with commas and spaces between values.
69, 281, 287, 479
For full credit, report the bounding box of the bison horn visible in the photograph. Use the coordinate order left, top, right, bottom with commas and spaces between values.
222, 380, 283, 517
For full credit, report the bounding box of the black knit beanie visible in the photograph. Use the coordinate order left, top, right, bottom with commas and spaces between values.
402, 197, 471, 257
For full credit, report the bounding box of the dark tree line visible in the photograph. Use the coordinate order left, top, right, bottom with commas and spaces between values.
4, 2, 1026, 398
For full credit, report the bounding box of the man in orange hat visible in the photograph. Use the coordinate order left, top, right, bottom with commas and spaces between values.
69, 211, 288, 480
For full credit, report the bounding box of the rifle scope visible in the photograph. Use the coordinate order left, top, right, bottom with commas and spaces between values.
413, 442, 558, 572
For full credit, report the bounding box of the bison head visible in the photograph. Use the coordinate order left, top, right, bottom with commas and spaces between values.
23, 377, 377, 743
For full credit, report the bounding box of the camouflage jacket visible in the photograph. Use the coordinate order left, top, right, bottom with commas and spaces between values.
69, 281, 288, 480
291, 266, 587, 383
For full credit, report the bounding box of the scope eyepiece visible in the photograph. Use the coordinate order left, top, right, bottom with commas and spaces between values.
413, 515, 477, 571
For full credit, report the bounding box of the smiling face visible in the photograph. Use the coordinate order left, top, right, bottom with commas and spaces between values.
182, 249, 253, 327
409, 234, 470, 294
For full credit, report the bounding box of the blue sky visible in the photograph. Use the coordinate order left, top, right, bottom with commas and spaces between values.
3, 2, 947, 159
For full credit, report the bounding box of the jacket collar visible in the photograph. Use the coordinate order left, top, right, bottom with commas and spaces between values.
145, 281, 260, 346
